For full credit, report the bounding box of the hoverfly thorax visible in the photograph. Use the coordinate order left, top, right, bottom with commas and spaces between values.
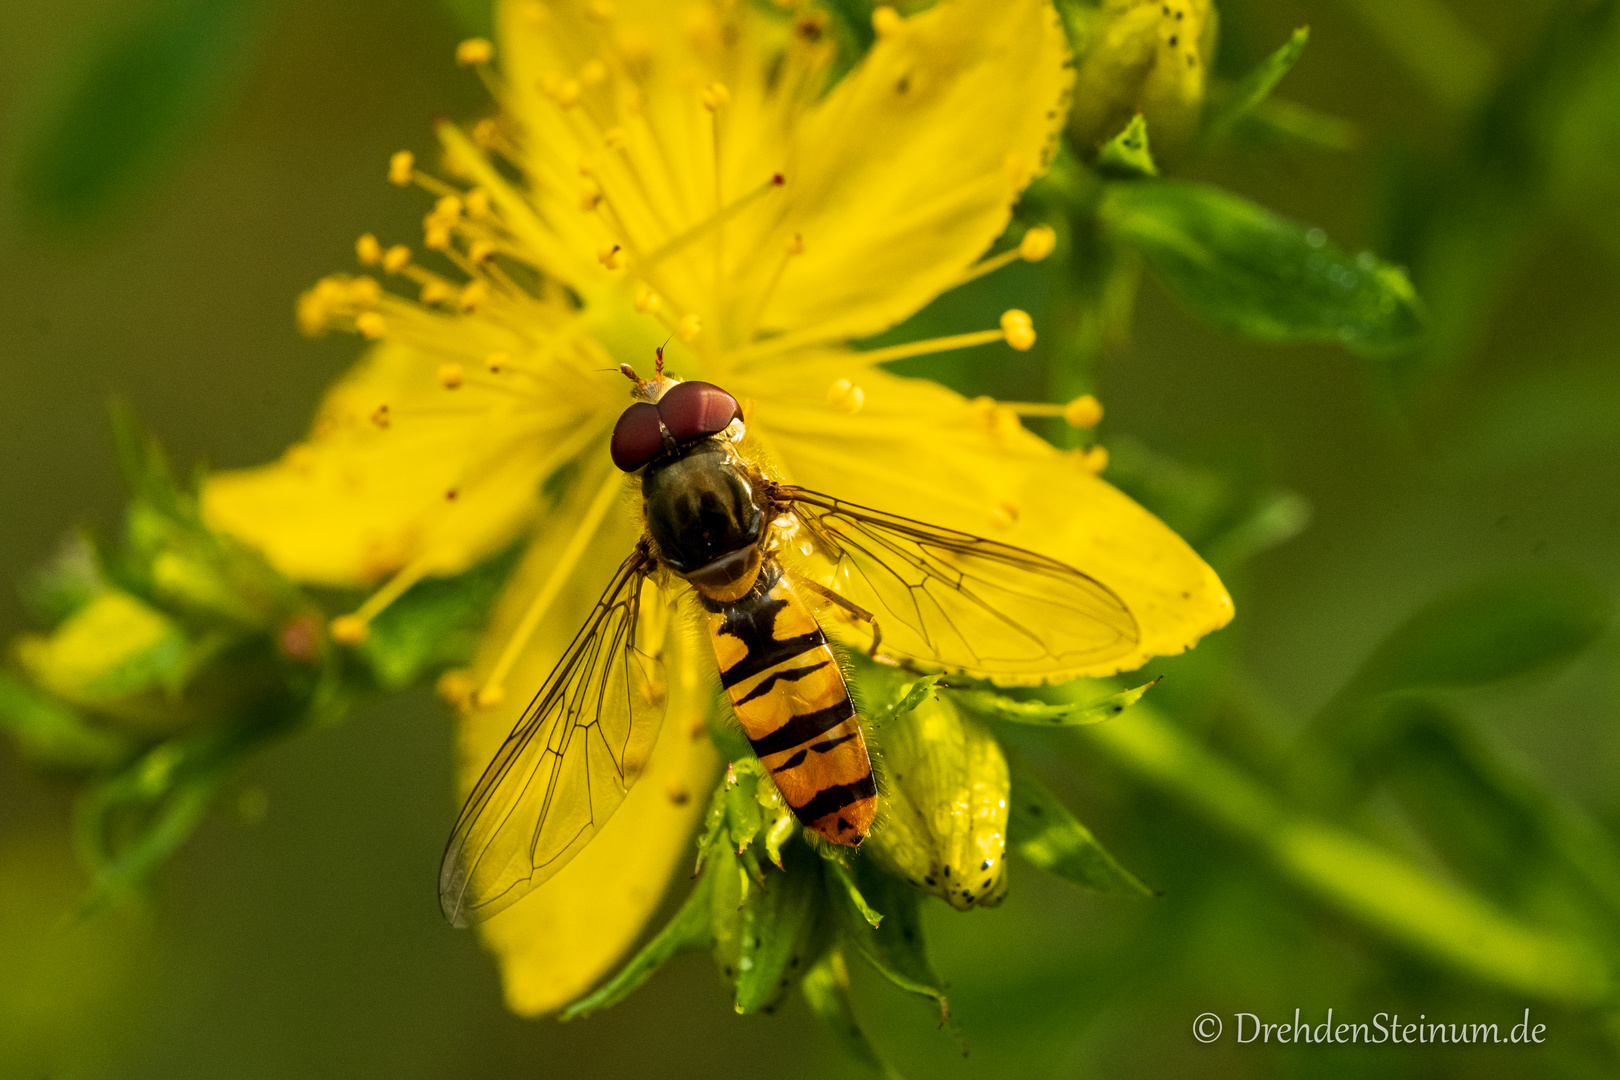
611, 377, 764, 602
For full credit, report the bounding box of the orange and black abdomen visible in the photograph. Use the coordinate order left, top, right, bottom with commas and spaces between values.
704, 561, 876, 845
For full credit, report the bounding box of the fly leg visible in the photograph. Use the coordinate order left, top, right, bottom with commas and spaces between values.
793, 577, 884, 658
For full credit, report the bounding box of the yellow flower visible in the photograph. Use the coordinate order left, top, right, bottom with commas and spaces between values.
202, 0, 1231, 1016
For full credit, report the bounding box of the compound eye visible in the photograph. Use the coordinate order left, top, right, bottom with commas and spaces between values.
610, 401, 665, 471
657, 381, 743, 445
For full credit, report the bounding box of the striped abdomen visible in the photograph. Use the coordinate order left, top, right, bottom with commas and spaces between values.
704, 561, 876, 845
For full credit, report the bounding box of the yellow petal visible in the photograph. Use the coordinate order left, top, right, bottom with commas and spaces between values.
757, 0, 1072, 347
733, 357, 1231, 675
201, 341, 610, 587
458, 470, 718, 1015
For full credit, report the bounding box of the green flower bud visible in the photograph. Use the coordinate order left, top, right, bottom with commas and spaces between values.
1065, 0, 1219, 161
866, 693, 1011, 911
14, 591, 189, 717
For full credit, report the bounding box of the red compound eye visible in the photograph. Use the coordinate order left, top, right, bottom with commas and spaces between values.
658, 381, 742, 444
610, 401, 665, 471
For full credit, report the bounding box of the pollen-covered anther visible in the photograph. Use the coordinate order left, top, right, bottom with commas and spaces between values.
424, 220, 452, 251
435, 194, 464, 221
435, 669, 477, 710
678, 313, 702, 341
455, 38, 494, 66
872, 6, 903, 36
1020, 225, 1057, 261
471, 117, 501, 148
547, 77, 582, 109
460, 280, 489, 312
579, 178, 602, 211
1064, 394, 1104, 428
1075, 445, 1110, 473
1000, 309, 1036, 351
827, 379, 865, 415
331, 615, 369, 645
486, 351, 508, 373
388, 150, 414, 186
356, 312, 387, 339
381, 245, 411, 273
464, 188, 491, 217
472, 684, 507, 710
346, 276, 381, 306
597, 242, 624, 269
355, 233, 382, 265
580, 59, 608, 87
370, 404, 391, 429
634, 285, 661, 314
420, 280, 454, 305
438, 363, 465, 389
700, 82, 731, 111
468, 240, 496, 263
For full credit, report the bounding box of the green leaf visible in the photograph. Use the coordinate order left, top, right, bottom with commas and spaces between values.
1335, 566, 1610, 707
1225, 95, 1360, 154
1095, 114, 1158, 178
12, 0, 266, 225
801, 949, 906, 1080
827, 861, 955, 1034
734, 844, 826, 1014
1100, 180, 1426, 356
0, 673, 136, 772
359, 546, 520, 690
1006, 763, 1152, 897
882, 676, 940, 722
956, 679, 1158, 727
561, 872, 715, 1020
1203, 27, 1310, 147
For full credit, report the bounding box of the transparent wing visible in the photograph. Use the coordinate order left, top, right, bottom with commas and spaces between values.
439, 547, 667, 927
773, 485, 1139, 684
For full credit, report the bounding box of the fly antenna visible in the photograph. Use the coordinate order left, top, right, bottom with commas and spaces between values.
619, 363, 645, 391
654, 334, 673, 376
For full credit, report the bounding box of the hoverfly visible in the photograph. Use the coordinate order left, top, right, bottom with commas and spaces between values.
438, 359, 1140, 926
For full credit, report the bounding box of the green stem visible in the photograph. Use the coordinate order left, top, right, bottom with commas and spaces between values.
1079, 702, 1613, 1005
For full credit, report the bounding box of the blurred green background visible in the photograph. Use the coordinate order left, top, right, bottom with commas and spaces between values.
3, 0, 1619, 1077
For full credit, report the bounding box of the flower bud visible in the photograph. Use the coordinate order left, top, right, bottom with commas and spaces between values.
866, 693, 1011, 910
1065, 0, 1217, 162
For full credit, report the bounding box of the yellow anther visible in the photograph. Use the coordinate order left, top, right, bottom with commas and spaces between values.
580, 59, 608, 86
785, 231, 805, 255
465, 188, 491, 217
586, 0, 614, 20
347, 276, 381, 306
381, 245, 411, 273
603, 126, 628, 150
356, 312, 387, 339
518, 1, 549, 26
460, 279, 489, 312
420, 280, 454, 305
1063, 394, 1104, 428
634, 285, 661, 313
438, 362, 465, 389
700, 82, 731, 111
473, 684, 507, 710
388, 150, 414, 186
355, 233, 382, 265
330, 615, 369, 646
471, 117, 501, 148
486, 351, 509, 373
468, 239, 495, 262
1075, 445, 1110, 474
456, 38, 494, 66
283, 443, 318, 474
579, 178, 602, 212
436, 669, 477, 710
993, 501, 1021, 528
550, 78, 582, 108
678, 313, 702, 341
314, 277, 347, 305
597, 243, 624, 269
1020, 225, 1057, 262
370, 404, 392, 429
435, 194, 464, 220
1000, 309, 1036, 351
872, 6, 902, 36
424, 222, 452, 251
827, 379, 865, 414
